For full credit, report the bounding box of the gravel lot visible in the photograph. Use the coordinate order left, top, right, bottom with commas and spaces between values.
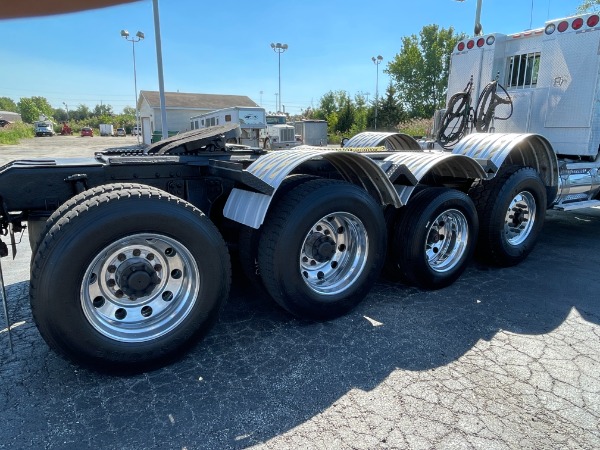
0, 136, 599, 449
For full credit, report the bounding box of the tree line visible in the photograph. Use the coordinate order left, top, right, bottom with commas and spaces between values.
0, 96, 137, 133
301, 24, 462, 141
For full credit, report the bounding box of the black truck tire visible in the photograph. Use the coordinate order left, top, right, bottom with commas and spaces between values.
469, 166, 546, 266
28, 183, 148, 258
30, 184, 231, 372
257, 179, 386, 320
388, 187, 478, 289
237, 174, 318, 291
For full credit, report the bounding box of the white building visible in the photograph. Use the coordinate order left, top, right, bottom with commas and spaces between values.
137, 91, 259, 145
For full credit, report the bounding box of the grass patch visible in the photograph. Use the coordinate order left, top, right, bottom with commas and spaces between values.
0, 122, 35, 145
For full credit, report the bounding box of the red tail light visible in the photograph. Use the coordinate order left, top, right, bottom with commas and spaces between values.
558, 21, 569, 32
477, 38, 485, 47
588, 15, 600, 27
572, 18, 584, 30
458, 42, 465, 51
467, 40, 475, 49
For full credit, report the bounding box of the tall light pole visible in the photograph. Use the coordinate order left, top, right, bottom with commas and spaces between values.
372, 55, 383, 130
121, 29, 144, 143
455, 0, 483, 35
270, 42, 288, 113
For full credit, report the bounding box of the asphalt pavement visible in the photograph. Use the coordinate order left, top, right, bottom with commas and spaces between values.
0, 136, 599, 449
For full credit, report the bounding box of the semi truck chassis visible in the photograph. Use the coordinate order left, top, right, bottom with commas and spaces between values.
0, 124, 593, 372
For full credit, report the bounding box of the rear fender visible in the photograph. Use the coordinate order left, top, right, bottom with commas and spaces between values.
223, 148, 401, 228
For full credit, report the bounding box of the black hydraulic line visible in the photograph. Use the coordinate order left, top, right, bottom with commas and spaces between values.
474, 80, 513, 133
437, 77, 474, 149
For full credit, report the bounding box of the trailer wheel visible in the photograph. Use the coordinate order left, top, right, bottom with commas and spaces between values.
257, 179, 386, 320
28, 183, 149, 258
469, 166, 546, 266
30, 185, 231, 372
237, 175, 318, 291
388, 187, 478, 289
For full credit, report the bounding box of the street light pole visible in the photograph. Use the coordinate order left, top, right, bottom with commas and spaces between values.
455, 0, 483, 36
372, 55, 383, 130
270, 42, 288, 113
120, 29, 144, 144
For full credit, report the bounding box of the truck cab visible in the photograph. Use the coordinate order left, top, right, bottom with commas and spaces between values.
260, 114, 297, 149
34, 121, 54, 137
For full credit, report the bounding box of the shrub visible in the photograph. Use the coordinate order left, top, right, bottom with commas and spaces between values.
397, 118, 434, 139
0, 122, 35, 145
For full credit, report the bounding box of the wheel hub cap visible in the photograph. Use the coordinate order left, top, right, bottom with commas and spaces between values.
425, 209, 468, 273
299, 212, 368, 296
504, 191, 536, 245
115, 259, 160, 298
80, 233, 200, 343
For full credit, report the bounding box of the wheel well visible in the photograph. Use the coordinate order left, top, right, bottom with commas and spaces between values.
453, 133, 559, 189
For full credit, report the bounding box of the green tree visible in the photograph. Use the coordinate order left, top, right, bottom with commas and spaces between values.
94, 104, 114, 117
72, 104, 91, 121
53, 108, 69, 123
0, 97, 18, 112
122, 106, 136, 116
387, 24, 464, 118
377, 83, 406, 131
578, 0, 600, 12
17, 96, 54, 123
335, 92, 355, 133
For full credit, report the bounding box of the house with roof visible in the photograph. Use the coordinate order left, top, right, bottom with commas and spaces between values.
137, 90, 259, 145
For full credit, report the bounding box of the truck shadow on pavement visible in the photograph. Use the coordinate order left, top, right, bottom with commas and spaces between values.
0, 209, 599, 449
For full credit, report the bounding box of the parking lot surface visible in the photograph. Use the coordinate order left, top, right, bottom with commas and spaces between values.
0, 137, 599, 449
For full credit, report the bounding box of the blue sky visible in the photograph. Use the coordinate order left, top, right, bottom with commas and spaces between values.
0, 0, 585, 115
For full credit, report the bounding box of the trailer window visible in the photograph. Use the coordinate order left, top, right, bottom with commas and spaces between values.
195, 120, 199, 129
506, 52, 541, 89
225, 115, 231, 122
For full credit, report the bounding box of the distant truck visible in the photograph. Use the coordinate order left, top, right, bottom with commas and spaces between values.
190, 106, 266, 147
294, 119, 328, 146
99, 124, 114, 137
260, 114, 297, 149
34, 121, 55, 137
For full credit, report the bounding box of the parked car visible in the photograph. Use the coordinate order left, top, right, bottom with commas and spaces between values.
81, 127, 94, 137
132, 126, 141, 136
115, 127, 126, 137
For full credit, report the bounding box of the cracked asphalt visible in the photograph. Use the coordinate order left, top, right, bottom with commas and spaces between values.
0, 137, 599, 449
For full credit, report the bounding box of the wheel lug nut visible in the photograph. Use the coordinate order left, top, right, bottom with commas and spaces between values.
107, 279, 116, 287
108, 265, 117, 274
154, 264, 162, 272
146, 253, 155, 261
117, 253, 126, 262
115, 290, 124, 298
133, 249, 141, 257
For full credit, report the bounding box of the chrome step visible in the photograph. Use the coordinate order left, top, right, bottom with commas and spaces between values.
553, 200, 600, 211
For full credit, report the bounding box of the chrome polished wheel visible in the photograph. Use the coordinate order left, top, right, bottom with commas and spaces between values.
299, 212, 368, 296
425, 208, 469, 273
81, 233, 200, 343
504, 191, 536, 246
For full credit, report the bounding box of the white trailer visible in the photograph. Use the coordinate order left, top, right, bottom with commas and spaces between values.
294, 120, 328, 146
260, 114, 297, 149
99, 124, 114, 137
190, 107, 266, 147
